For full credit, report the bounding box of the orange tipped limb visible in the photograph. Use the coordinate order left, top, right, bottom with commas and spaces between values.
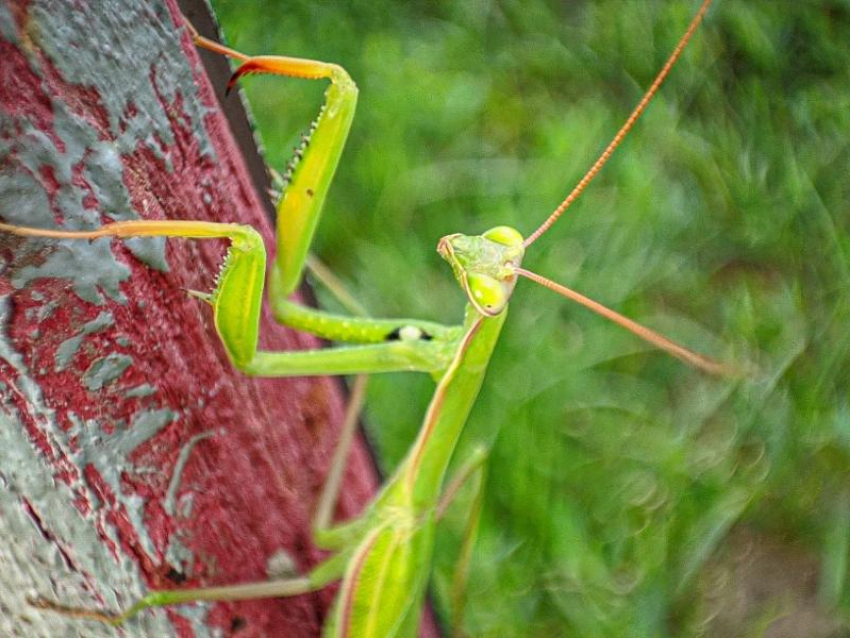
185, 18, 344, 94
0, 219, 250, 241
515, 267, 735, 377
226, 56, 341, 95
183, 25, 359, 297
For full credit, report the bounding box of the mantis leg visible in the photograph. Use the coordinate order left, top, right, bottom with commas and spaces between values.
0, 22, 464, 376
30, 576, 315, 626
29, 552, 358, 627
28, 368, 372, 626
436, 446, 489, 635
187, 18, 356, 299
0, 218, 461, 376
311, 374, 373, 550
185, 20, 467, 371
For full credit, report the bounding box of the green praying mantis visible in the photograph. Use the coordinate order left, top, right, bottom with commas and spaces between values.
0, 0, 731, 634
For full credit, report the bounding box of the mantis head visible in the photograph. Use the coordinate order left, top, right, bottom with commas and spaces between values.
437, 226, 525, 317
434, 0, 729, 374
439, 224, 736, 377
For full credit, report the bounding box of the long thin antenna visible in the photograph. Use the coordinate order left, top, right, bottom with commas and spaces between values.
516, 268, 735, 377
523, 0, 712, 248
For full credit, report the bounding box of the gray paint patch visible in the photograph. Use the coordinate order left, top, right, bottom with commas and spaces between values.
164, 430, 218, 517
0, 106, 137, 305
33, 0, 216, 161
55, 311, 115, 372
82, 143, 132, 217
67, 406, 178, 561
126, 236, 171, 272
0, 297, 174, 636
0, 2, 16, 42
12, 237, 131, 305
129, 408, 179, 444
165, 533, 196, 580
0, 163, 53, 230
0, 0, 225, 301
124, 383, 158, 398
82, 354, 134, 391
0, 2, 240, 635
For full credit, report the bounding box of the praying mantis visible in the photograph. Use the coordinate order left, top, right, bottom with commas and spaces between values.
0, 0, 735, 635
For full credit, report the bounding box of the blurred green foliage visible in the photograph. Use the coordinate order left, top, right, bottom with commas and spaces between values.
209, 1, 850, 635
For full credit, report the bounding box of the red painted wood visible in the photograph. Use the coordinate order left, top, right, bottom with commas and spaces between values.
0, 1, 443, 636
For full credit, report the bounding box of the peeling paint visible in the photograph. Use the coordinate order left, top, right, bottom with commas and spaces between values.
266, 548, 299, 580
1, 103, 140, 304
82, 353, 133, 391
178, 492, 196, 519
54, 311, 114, 372
33, 0, 216, 162
82, 143, 132, 216
0, 3, 16, 42
69, 406, 178, 561
0, 407, 176, 637
0, 297, 173, 637
0, 0, 376, 634
128, 408, 179, 446
1, 289, 176, 582
165, 533, 196, 577
164, 429, 217, 517
124, 383, 158, 398
0, 0, 211, 301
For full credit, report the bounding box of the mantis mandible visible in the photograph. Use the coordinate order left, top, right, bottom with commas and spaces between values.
2, 0, 727, 634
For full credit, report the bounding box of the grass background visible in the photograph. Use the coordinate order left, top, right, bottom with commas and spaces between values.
208, 1, 850, 635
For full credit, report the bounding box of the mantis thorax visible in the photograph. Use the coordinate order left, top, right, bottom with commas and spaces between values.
437, 226, 524, 317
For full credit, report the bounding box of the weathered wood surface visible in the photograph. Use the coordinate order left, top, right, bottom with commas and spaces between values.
0, 1, 382, 635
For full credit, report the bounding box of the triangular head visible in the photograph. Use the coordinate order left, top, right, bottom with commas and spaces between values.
437, 226, 525, 317
438, 224, 737, 376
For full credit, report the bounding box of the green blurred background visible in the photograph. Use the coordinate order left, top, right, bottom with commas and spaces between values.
208, 1, 850, 635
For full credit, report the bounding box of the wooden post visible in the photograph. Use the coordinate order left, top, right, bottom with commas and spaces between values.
0, 0, 383, 635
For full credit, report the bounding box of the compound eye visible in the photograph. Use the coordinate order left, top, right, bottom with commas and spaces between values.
466, 273, 508, 316
482, 226, 524, 247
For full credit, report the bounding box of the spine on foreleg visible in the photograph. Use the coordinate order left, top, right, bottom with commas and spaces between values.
280, 113, 321, 191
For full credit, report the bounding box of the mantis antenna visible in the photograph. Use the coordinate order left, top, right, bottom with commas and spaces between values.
510, 0, 734, 377
523, 0, 713, 248
515, 268, 735, 376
